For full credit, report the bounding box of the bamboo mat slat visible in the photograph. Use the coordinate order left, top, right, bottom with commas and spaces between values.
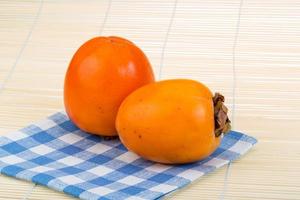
0, 0, 300, 199
0, 174, 35, 200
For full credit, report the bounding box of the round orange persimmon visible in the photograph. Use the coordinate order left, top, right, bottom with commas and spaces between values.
116, 79, 230, 164
64, 36, 154, 136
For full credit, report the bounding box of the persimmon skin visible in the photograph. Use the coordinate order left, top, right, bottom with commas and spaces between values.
64, 36, 154, 136
116, 79, 220, 164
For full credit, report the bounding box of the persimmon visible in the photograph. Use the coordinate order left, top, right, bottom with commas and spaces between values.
64, 36, 154, 136
116, 79, 231, 164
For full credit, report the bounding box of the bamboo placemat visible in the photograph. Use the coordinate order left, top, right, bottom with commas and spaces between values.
0, 0, 299, 199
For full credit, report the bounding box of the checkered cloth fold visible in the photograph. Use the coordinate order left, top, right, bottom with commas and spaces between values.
0, 112, 256, 200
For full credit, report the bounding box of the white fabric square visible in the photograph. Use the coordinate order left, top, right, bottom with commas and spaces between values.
30, 166, 52, 173
30, 144, 55, 155
88, 165, 113, 176
59, 133, 83, 144
150, 184, 177, 193
86, 144, 111, 154
58, 156, 84, 166
148, 163, 171, 173
126, 197, 146, 200
35, 119, 57, 130
118, 175, 144, 185
116, 152, 139, 163
204, 158, 227, 168
230, 140, 252, 154
1, 155, 25, 165
60, 110, 67, 115
177, 169, 204, 181
88, 187, 114, 196
59, 175, 84, 184
5, 131, 27, 141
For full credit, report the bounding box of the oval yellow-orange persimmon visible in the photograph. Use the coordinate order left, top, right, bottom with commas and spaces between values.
116, 79, 228, 164
64, 36, 154, 136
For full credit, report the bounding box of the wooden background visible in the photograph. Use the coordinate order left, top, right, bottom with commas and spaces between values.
0, 0, 300, 199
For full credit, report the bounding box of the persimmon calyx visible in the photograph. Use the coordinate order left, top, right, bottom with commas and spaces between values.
213, 93, 231, 137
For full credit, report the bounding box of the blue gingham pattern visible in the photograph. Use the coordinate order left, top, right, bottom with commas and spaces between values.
0, 112, 256, 200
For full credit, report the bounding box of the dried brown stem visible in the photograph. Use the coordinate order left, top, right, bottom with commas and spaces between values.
213, 93, 231, 137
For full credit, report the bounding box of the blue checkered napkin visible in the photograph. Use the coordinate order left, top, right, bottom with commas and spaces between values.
0, 112, 256, 200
